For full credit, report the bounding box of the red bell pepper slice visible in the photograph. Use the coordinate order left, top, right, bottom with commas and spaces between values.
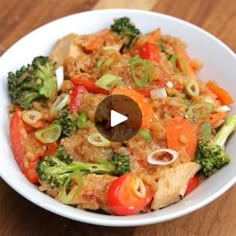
185, 175, 199, 196
70, 75, 109, 95
69, 85, 85, 112
10, 109, 39, 183
139, 42, 160, 63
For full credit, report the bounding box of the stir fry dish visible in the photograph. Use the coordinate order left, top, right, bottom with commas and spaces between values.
8, 17, 236, 215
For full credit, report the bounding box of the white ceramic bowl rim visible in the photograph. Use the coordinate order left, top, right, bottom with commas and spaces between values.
0, 9, 235, 227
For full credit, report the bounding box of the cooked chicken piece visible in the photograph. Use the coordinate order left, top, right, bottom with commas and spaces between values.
49, 33, 80, 65
76, 174, 116, 212
151, 162, 201, 210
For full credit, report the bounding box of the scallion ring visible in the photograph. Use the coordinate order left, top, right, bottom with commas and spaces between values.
187, 102, 215, 118
185, 79, 199, 97
35, 123, 62, 143
95, 74, 119, 90
77, 112, 88, 129
129, 57, 149, 87
87, 133, 111, 147
22, 110, 43, 126
139, 129, 152, 141
52, 93, 70, 112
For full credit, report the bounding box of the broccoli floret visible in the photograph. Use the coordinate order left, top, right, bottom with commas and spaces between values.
111, 17, 141, 47
8, 56, 57, 109
56, 108, 77, 138
196, 114, 236, 176
37, 146, 130, 204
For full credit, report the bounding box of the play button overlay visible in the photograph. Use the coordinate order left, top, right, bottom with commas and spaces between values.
95, 95, 142, 142
110, 110, 128, 127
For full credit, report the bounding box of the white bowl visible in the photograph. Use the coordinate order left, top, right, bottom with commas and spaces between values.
0, 9, 235, 227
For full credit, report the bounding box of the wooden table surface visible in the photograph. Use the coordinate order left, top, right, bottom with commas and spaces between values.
1, 0, 236, 235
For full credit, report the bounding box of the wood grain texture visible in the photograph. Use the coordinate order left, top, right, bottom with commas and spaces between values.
0, 0, 236, 235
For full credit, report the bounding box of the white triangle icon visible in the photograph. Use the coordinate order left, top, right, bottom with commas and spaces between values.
110, 110, 128, 127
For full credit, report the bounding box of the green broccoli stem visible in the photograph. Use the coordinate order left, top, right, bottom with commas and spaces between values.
213, 114, 236, 148
50, 161, 115, 176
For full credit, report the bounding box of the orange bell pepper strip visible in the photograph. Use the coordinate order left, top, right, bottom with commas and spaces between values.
206, 81, 233, 105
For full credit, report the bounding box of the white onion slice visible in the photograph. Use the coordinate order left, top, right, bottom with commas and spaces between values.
147, 149, 178, 165
55, 66, 64, 90
150, 88, 167, 99
215, 105, 231, 112
166, 81, 174, 88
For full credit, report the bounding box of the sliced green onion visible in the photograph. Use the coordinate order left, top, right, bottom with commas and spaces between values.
129, 57, 149, 87
22, 110, 42, 126
169, 54, 187, 74
77, 112, 88, 129
185, 79, 199, 97
35, 123, 62, 143
187, 102, 215, 118
52, 93, 70, 112
87, 133, 111, 147
139, 129, 152, 141
176, 55, 187, 74
95, 74, 120, 90
157, 39, 165, 52
96, 58, 104, 68
201, 120, 211, 141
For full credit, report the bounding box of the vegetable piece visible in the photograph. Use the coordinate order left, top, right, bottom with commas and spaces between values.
87, 132, 111, 147
206, 81, 233, 105
55, 108, 77, 138
174, 47, 195, 75
185, 79, 199, 97
106, 174, 153, 215
129, 57, 149, 87
21, 110, 44, 128
201, 120, 211, 142
71, 75, 109, 95
37, 146, 131, 196
95, 74, 120, 90
112, 87, 154, 128
147, 149, 178, 165
187, 102, 215, 118
139, 129, 152, 141
10, 109, 39, 183
110, 17, 141, 47
35, 123, 62, 143
135, 88, 150, 97
10, 109, 28, 170
55, 66, 64, 90
157, 39, 165, 52
184, 175, 199, 196
43, 142, 57, 156
68, 85, 85, 113
146, 28, 160, 44
52, 93, 70, 113
150, 88, 167, 99
196, 114, 236, 176
215, 105, 231, 112
209, 111, 226, 125
139, 42, 160, 63
96, 57, 104, 68
166, 117, 197, 158
76, 112, 88, 129
8, 56, 57, 109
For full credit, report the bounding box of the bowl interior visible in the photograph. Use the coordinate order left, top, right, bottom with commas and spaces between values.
0, 9, 235, 226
